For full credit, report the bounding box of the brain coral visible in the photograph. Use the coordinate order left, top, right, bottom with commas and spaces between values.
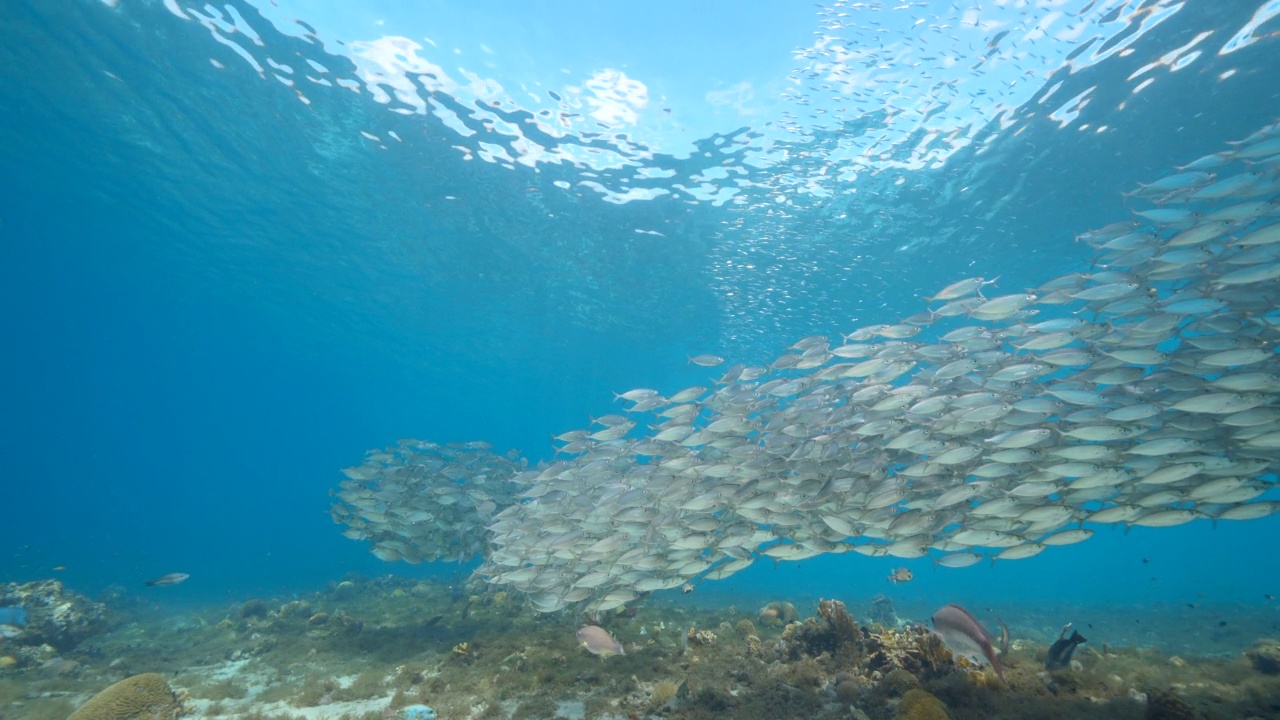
895, 688, 950, 720
67, 673, 187, 720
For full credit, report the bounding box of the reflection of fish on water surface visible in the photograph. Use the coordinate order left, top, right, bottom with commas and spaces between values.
333, 124, 1280, 616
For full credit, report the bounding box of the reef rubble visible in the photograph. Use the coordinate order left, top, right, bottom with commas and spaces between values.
1, 577, 1278, 720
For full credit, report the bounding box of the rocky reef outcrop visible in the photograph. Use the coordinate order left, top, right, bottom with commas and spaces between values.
0, 579, 108, 651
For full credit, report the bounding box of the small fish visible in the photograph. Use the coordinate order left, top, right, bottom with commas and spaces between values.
576, 625, 625, 657
931, 604, 1005, 682
925, 276, 997, 303
1045, 624, 1087, 670
145, 573, 190, 587
688, 354, 725, 367
887, 567, 913, 583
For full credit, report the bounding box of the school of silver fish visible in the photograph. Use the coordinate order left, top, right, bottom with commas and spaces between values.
333, 123, 1280, 614
329, 441, 527, 564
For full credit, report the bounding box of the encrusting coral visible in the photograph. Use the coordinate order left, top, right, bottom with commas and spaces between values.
66, 672, 188, 720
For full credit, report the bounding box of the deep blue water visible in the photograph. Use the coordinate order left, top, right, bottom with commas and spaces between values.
2, 0, 1280, 628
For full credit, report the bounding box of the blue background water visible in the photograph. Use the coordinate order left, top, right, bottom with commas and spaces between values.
1, 0, 1279, 623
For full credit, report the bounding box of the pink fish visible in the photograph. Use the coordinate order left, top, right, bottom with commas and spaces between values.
576, 625, 625, 658
931, 604, 1005, 682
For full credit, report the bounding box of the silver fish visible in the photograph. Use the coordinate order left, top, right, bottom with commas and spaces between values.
145, 573, 190, 587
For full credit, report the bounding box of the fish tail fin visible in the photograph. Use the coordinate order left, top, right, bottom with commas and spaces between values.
977, 275, 1000, 299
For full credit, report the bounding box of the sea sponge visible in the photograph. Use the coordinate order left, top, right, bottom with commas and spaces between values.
895, 688, 949, 720
67, 673, 187, 720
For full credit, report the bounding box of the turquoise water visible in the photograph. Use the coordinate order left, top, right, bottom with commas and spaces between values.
3, 0, 1280, 664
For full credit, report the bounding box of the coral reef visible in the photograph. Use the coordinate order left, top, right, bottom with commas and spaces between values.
4, 578, 1280, 720
66, 673, 187, 720
238, 599, 268, 619
0, 579, 108, 651
278, 599, 312, 618
876, 667, 923, 699
869, 594, 900, 628
688, 628, 718, 646
1245, 638, 1280, 675
758, 601, 798, 626
648, 678, 680, 708
1144, 688, 1196, 720
780, 597, 867, 665
866, 624, 956, 680
818, 598, 860, 645
895, 688, 950, 720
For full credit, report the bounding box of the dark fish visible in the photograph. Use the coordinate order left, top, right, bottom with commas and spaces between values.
1045, 625, 1087, 670
145, 573, 190, 587
931, 604, 1005, 682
